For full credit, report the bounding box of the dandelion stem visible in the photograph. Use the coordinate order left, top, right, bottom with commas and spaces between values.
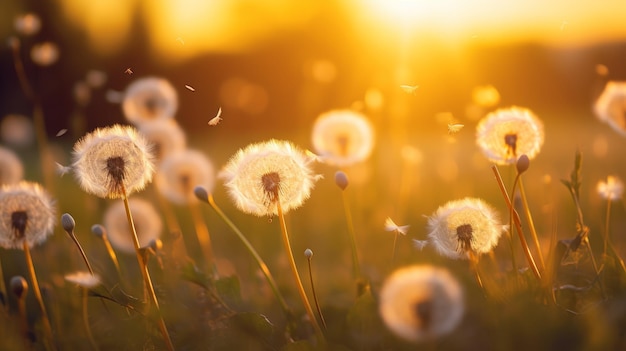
205, 194, 292, 318
102, 233, 122, 281
492, 165, 541, 280
81, 288, 99, 351
603, 198, 611, 258
189, 202, 215, 274
23, 242, 56, 351
121, 186, 174, 351
305, 252, 327, 330
340, 191, 362, 282
0, 257, 7, 310
518, 177, 545, 271
276, 199, 326, 345
391, 232, 398, 266
468, 251, 484, 291
68, 232, 95, 276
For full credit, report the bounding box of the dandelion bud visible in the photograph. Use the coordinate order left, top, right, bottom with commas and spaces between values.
304, 248, 313, 258
10, 276, 28, 299
516, 154, 530, 174
148, 238, 163, 252
335, 171, 349, 190
91, 224, 105, 238
61, 213, 76, 233
194, 186, 210, 203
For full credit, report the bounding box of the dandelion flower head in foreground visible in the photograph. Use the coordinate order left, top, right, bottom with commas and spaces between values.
72, 124, 154, 199
104, 197, 162, 254
220, 139, 320, 216
0, 146, 24, 186
597, 175, 624, 201
311, 109, 374, 167
64, 271, 101, 289
427, 197, 504, 260
379, 265, 464, 343
0, 181, 56, 249
594, 81, 626, 137
122, 76, 178, 125
137, 119, 186, 163
476, 106, 544, 165
156, 149, 215, 205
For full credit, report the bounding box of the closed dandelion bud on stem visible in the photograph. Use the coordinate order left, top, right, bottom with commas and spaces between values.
334, 170, 349, 190
91, 224, 105, 237
379, 265, 464, 343
61, 213, 76, 233
10, 276, 28, 298
516, 154, 530, 174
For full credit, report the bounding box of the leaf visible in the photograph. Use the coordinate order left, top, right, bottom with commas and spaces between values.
215, 275, 243, 308
180, 261, 210, 290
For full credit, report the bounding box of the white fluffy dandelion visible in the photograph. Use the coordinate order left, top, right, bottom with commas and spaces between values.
137, 119, 186, 163
594, 81, 626, 137
0, 181, 56, 249
71, 124, 154, 199
104, 198, 162, 254
476, 107, 544, 165
426, 197, 504, 260
311, 109, 374, 167
64, 271, 101, 289
220, 139, 320, 217
122, 77, 178, 124
379, 265, 464, 343
156, 149, 215, 205
597, 175, 624, 201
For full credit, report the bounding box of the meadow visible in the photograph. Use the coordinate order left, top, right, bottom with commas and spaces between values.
2, 4, 626, 351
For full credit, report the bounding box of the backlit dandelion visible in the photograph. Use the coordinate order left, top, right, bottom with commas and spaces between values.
594, 81, 626, 136
157, 149, 215, 205
30, 42, 59, 66
64, 271, 101, 289
0, 181, 55, 250
122, 77, 178, 124
104, 198, 162, 254
220, 139, 320, 216
137, 119, 186, 163
0, 146, 24, 186
379, 265, 464, 343
476, 107, 544, 165
597, 175, 624, 201
427, 197, 504, 260
71, 124, 154, 199
311, 109, 374, 167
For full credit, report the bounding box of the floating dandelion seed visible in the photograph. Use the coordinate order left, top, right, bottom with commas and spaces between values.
122, 77, 178, 124
597, 175, 624, 201
476, 106, 544, 165
124, 68, 133, 75
71, 124, 154, 199
426, 197, 504, 260
379, 265, 464, 343
311, 109, 374, 167
594, 81, 626, 137
30, 42, 59, 66
104, 198, 162, 254
385, 217, 410, 235
412, 239, 428, 251
0, 146, 24, 186
400, 85, 419, 94
208, 107, 223, 126
185, 85, 195, 92
0, 181, 56, 250
220, 139, 320, 217
56, 129, 67, 137
156, 149, 215, 205
447, 123, 464, 135
137, 119, 186, 163
64, 271, 101, 289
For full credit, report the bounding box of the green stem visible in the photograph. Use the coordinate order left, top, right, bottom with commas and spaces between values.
306, 255, 327, 330
518, 177, 545, 272
341, 191, 362, 280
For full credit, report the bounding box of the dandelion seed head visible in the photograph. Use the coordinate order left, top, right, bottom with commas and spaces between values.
220, 139, 319, 217
0, 181, 56, 250
427, 197, 504, 260
156, 149, 215, 205
64, 271, 101, 289
476, 106, 544, 165
597, 175, 624, 201
14, 13, 41, 36
104, 198, 162, 254
137, 119, 186, 163
311, 109, 374, 167
594, 81, 626, 137
379, 265, 464, 343
122, 77, 178, 124
304, 248, 313, 258
0, 146, 24, 186
72, 124, 154, 199
1, 114, 34, 147
30, 42, 59, 66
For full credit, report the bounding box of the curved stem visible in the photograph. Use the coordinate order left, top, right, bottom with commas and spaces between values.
276, 200, 326, 345
23, 242, 56, 351
340, 191, 362, 280
121, 186, 175, 351
518, 177, 545, 271
306, 255, 327, 330
189, 202, 215, 274
207, 195, 291, 317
